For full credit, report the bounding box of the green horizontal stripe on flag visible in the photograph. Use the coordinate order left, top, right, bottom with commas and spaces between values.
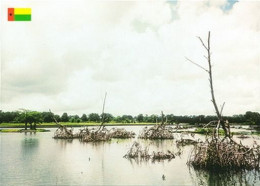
14, 15, 31, 21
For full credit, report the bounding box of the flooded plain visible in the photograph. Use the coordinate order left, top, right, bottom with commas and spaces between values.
1, 126, 260, 185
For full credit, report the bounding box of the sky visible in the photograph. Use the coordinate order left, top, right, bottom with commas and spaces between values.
0, 0, 259, 116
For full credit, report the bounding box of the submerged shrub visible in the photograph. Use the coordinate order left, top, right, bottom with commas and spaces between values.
139, 125, 174, 139
188, 138, 260, 171
109, 128, 135, 138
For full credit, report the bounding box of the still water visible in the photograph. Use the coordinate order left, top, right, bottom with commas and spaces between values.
1, 126, 260, 185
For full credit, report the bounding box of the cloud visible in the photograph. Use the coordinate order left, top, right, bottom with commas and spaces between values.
1, 0, 259, 116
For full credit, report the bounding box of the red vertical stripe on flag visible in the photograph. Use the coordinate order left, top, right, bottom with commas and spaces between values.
8, 8, 14, 21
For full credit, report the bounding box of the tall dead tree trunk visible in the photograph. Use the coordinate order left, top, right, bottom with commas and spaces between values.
186, 31, 230, 138
97, 92, 107, 132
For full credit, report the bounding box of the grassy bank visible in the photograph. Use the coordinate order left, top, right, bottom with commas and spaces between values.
0, 122, 158, 128
0, 128, 50, 133
193, 128, 260, 136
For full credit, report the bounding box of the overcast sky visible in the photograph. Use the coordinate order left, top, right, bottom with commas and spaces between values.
1, 0, 259, 116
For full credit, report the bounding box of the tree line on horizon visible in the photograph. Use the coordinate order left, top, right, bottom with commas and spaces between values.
0, 110, 260, 125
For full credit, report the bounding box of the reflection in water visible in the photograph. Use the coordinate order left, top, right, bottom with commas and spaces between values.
128, 157, 150, 167
190, 167, 260, 186
24, 132, 36, 136
1, 126, 260, 185
21, 137, 39, 163
21, 138, 39, 152
54, 138, 73, 149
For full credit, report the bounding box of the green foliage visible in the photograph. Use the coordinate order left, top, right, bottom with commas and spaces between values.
61, 113, 69, 122
101, 113, 113, 123
81, 114, 88, 122
194, 128, 213, 134
136, 114, 144, 122
0, 110, 260, 125
69, 115, 80, 123
245, 111, 260, 125
26, 111, 43, 124
88, 113, 100, 122
0, 128, 50, 132
42, 112, 54, 122
194, 128, 225, 135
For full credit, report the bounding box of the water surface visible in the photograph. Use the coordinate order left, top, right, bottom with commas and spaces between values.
1, 126, 260, 185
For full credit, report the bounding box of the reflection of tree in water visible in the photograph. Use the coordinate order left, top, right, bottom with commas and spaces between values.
189, 167, 260, 186
140, 139, 175, 153
22, 138, 39, 149
54, 138, 73, 149
24, 131, 36, 136
21, 138, 39, 159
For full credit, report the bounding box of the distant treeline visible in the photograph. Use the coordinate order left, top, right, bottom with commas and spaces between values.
0, 110, 260, 125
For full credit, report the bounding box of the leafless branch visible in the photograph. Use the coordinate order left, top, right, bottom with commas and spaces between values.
220, 102, 225, 117
97, 92, 107, 132
203, 120, 218, 128
197, 36, 208, 50
49, 109, 59, 125
185, 57, 209, 73
189, 31, 230, 138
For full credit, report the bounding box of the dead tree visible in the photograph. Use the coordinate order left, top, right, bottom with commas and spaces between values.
138, 111, 174, 139
187, 32, 260, 171
186, 31, 230, 138
97, 92, 107, 132
50, 109, 74, 139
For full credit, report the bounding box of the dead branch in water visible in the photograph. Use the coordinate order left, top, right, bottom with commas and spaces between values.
176, 138, 200, 147
50, 109, 74, 139
97, 92, 107, 132
188, 138, 260, 170
109, 128, 136, 138
123, 142, 150, 159
138, 111, 174, 139
81, 127, 111, 142
186, 32, 260, 170
80, 92, 112, 142
124, 141, 175, 161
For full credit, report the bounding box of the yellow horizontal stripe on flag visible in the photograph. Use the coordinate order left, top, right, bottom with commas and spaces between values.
14, 8, 31, 15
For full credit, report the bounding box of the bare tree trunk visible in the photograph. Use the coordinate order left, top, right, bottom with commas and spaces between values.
187, 31, 229, 138
25, 122, 28, 130
49, 109, 73, 136
205, 32, 229, 138
161, 111, 165, 125
97, 92, 107, 132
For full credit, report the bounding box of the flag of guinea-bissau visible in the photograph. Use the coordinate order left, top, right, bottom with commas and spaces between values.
8, 8, 31, 21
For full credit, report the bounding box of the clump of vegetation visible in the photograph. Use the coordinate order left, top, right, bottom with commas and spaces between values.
79, 93, 112, 142
81, 127, 111, 142
194, 128, 226, 135
109, 128, 135, 138
123, 142, 150, 159
138, 112, 174, 139
188, 138, 260, 170
139, 125, 174, 139
187, 31, 260, 171
73, 128, 89, 138
54, 126, 74, 139
176, 138, 200, 147
151, 150, 175, 161
124, 141, 176, 161
237, 134, 250, 139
